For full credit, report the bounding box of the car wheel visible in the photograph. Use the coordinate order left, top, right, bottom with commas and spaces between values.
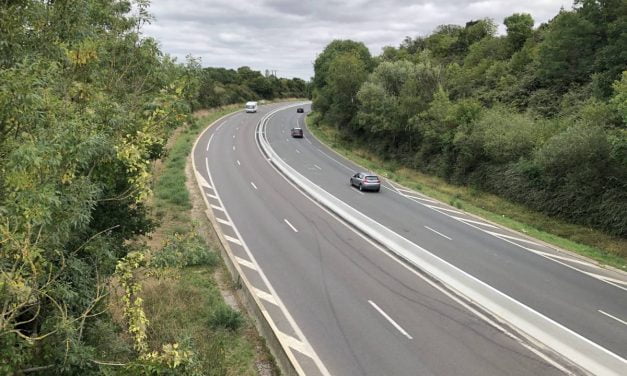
375, 188, 380, 192
359, 184, 363, 191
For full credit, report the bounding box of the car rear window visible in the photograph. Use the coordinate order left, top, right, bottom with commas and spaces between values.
365, 176, 379, 181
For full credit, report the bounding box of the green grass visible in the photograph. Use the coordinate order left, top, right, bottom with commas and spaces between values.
142, 268, 257, 376
141, 104, 274, 375
307, 115, 627, 270
153, 105, 241, 233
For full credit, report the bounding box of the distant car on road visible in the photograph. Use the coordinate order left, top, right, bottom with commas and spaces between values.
297, 107, 304, 113
245, 101, 258, 113
291, 127, 304, 138
350, 172, 381, 192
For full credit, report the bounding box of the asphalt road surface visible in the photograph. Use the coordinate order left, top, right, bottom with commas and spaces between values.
192, 103, 627, 375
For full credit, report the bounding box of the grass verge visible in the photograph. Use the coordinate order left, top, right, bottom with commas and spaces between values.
115, 104, 277, 375
307, 115, 627, 270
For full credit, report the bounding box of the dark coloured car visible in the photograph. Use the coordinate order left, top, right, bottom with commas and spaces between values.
291, 127, 304, 138
297, 107, 304, 113
350, 172, 381, 192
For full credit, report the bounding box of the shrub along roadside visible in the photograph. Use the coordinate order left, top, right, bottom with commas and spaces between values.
307, 114, 627, 270
106, 105, 277, 375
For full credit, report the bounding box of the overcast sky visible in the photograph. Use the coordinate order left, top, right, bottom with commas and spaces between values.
142, 0, 574, 80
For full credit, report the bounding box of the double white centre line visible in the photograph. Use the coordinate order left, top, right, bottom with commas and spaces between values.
368, 300, 413, 339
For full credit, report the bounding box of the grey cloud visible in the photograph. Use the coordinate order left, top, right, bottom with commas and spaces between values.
142, 0, 573, 80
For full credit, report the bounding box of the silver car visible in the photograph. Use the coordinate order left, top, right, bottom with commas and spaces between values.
350, 172, 381, 192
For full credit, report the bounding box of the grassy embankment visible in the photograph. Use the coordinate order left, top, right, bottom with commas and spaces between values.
121, 104, 277, 375
307, 114, 627, 270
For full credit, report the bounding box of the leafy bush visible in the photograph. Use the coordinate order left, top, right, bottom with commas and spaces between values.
209, 305, 244, 332
151, 232, 219, 269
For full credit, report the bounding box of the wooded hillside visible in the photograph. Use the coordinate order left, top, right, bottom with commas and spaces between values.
311, 0, 627, 238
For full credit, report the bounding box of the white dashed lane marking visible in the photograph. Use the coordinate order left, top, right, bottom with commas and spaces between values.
598, 310, 627, 326
424, 226, 452, 240
284, 219, 298, 233
369, 300, 413, 340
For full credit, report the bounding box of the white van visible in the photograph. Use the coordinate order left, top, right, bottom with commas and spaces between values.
245, 101, 258, 113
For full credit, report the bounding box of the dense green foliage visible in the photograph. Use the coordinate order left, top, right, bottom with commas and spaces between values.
312, 0, 627, 238
196, 66, 308, 108
0, 0, 199, 373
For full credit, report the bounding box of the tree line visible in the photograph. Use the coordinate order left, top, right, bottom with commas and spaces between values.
195, 66, 309, 109
311, 0, 627, 238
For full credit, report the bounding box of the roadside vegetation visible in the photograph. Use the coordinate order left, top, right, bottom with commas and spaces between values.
0, 1, 285, 374
121, 106, 276, 375
309, 0, 627, 266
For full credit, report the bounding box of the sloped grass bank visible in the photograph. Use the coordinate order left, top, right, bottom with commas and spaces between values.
307, 115, 626, 270
122, 105, 277, 375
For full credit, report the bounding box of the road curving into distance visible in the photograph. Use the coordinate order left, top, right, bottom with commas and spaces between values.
192, 102, 627, 376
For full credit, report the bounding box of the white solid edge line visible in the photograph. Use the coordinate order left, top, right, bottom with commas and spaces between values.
424, 226, 452, 240
425, 205, 464, 214
598, 310, 627, 326
251, 182, 258, 190
405, 195, 438, 203
486, 231, 541, 246
284, 218, 298, 233
368, 300, 413, 339
198, 104, 328, 376
452, 216, 498, 229
257, 104, 627, 376
534, 250, 596, 267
